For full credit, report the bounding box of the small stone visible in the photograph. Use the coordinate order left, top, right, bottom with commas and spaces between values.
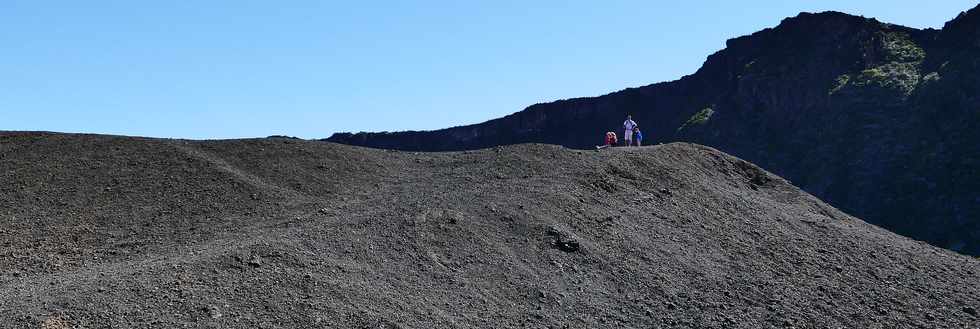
556, 239, 580, 253
247, 256, 262, 267
964, 306, 977, 317
206, 305, 222, 319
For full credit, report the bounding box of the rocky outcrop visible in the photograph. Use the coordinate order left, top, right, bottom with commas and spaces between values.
327, 6, 980, 255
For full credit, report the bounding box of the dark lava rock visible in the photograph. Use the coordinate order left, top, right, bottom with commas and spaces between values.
546, 226, 582, 253
555, 239, 580, 253
247, 256, 262, 268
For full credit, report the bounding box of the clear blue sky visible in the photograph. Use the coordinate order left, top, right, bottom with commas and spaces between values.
3, 1, 976, 139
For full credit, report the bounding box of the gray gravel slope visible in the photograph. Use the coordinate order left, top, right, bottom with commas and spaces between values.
0, 132, 977, 328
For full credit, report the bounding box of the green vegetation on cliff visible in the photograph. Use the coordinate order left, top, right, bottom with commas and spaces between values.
831, 31, 925, 96
677, 107, 715, 132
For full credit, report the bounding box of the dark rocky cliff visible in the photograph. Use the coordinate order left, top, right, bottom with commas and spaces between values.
327, 7, 980, 255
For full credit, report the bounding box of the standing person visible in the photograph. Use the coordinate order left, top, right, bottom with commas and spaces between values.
634, 127, 643, 147
623, 115, 637, 147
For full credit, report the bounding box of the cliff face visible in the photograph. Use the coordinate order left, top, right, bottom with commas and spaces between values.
675, 10, 979, 255
326, 7, 980, 255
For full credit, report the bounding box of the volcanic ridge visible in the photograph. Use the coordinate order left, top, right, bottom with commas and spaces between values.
1, 132, 977, 328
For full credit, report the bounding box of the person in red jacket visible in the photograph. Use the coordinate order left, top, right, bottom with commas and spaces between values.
596, 131, 617, 150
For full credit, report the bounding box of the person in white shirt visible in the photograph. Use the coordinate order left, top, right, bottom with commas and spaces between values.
623, 115, 637, 147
